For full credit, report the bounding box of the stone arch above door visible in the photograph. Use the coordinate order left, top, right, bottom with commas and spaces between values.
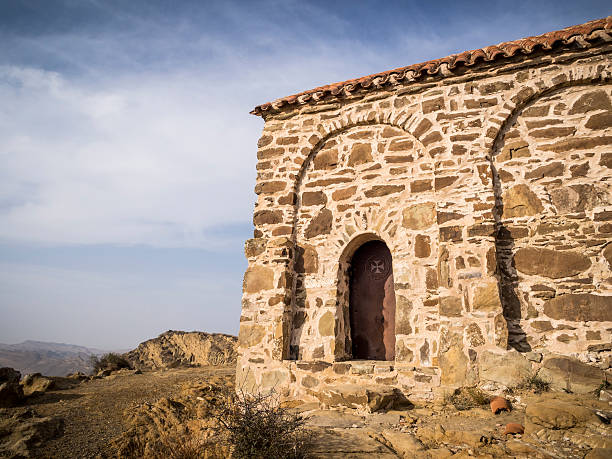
294, 124, 428, 244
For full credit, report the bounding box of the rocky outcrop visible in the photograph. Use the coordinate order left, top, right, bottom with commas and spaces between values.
111, 374, 232, 458
0, 367, 24, 408
524, 393, 611, 450
478, 350, 532, 388
0, 408, 63, 458
124, 330, 237, 370
20, 373, 55, 397
538, 355, 607, 394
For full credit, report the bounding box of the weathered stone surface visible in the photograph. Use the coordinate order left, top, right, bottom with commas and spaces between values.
466, 323, 485, 347
472, 281, 502, 312
549, 184, 605, 213
540, 136, 612, 153
414, 234, 430, 258
295, 244, 319, 274
586, 449, 612, 459
410, 179, 432, 193
586, 111, 612, 130
395, 295, 412, 335
381, 430, 425, 455
20, 373, 54, 397
538, 356, 605, 394
434, 176, 458, 190
502, 184, 543, 218
436, 211, 463, 225
348, 143, 373, 166
388, 138, 414, 151
530, 127, 576, 139
603, 244, 612, 266
302, 191, 327, 206
494, 313, 508, 348
253, 209, 282, 225
499, 140, 529, 161
478, 350, 531, 387
532, 320, 554, 332
543, 294, 612, 322
514, 247, 591, 279
568, 89, 612, 114
244, 238, 266, 258
261, 368, 289, 390
312, 384, 404, 412
124, 331, 237, 370
402, 202, 436, 230
332, 186, 357, 201
439, 330, 467, 386
255, 180, 286, 194
439, 226, 462, 242
304, 208, 333, 238
243, 266, 274, 293
313, 148, 338, 170
524, 162, 564, 179
525, 396, 602, 435
439, 296, 462, 317
395, 340, 413, 362
0, 410, 64, 457
364, 185, 405, 197
318, 311, 335, 336
238, 324, 266, 348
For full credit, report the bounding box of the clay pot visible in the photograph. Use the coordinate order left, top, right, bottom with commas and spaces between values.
490, 396, 511, 414
504, 423, 524, 435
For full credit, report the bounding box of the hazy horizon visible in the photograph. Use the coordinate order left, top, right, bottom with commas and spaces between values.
1, 0, 610, 349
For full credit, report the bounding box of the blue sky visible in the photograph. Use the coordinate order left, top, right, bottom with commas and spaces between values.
0, 0, 609, 349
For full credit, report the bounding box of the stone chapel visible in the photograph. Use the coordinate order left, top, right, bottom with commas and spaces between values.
237, 16, 612, 405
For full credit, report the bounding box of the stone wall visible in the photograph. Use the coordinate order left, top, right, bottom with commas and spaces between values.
237, 43, 612, 402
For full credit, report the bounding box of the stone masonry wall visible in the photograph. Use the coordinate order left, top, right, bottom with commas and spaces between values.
237, 44, 612, 402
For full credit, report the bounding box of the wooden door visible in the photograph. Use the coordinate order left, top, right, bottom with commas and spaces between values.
349, 240, 396, 360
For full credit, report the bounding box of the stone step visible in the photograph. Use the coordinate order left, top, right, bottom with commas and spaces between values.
311, 383, 411, 412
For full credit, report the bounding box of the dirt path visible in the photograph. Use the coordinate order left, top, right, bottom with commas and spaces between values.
28, 367, 234, 458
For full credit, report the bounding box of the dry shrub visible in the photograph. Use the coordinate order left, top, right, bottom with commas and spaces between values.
90, 353, 132, 373
445, 387, 491, 410
217, 390, 313, 459
506, 373, 551, 394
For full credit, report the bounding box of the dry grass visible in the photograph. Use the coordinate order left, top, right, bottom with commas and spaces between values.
506, 373, 551, 395
444, 387, 491, 410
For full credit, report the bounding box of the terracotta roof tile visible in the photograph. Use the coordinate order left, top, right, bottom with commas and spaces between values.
252, 16, 612, 116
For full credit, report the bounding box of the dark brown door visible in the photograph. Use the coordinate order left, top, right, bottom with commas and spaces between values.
349, 240, 396, 360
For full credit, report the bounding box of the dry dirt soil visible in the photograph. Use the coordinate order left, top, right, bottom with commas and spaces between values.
17, 367, 233, 458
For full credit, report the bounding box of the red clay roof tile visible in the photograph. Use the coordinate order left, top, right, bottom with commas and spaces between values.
252, 16, 612, 116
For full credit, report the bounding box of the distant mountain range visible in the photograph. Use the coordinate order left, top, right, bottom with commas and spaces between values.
0, 340, 109, 376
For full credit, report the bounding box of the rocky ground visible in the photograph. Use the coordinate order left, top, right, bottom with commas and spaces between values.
0, 367, 233, 458
124, 331, 237, 370
1, 364, 611, 458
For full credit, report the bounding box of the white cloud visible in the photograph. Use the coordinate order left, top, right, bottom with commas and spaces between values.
0, 65, 263, 247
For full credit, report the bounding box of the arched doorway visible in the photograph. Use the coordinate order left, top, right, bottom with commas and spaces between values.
349, 240, 396, 360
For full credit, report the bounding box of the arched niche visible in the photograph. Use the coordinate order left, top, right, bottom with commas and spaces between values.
349, 239, 396, 360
